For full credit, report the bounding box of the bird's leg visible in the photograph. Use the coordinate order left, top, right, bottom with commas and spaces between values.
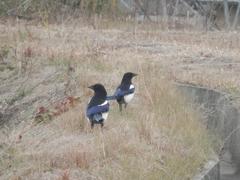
124, 103, 127, 109
101, 122, 104, 128
91, 122, 94, 129
119, 103, 122, 112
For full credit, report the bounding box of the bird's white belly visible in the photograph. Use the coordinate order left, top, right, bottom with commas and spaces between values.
87, 112, 108, 122
124, 93, 134, 103
102, 112, 109, 121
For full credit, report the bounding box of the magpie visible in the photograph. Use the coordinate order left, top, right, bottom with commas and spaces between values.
86, 84, 109, 128
107, 72, 137, 111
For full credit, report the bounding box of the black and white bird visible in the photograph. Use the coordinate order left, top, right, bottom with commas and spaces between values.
107, 72, 137, 111
86, 84, 109, 128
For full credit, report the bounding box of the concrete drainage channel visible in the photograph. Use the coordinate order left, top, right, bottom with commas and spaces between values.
176, 83, 240, 180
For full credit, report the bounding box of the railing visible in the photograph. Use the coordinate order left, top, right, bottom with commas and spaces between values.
198, 0, 239, 2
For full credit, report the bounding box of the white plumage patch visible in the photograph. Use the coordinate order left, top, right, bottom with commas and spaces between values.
102, 112, 109, 121
130, 84, 134, 89
87, 112, 108, 122
99, 100, 108, 106
123, 84, 135, 103
97, 100, 109, 121
124, 93, 134, 103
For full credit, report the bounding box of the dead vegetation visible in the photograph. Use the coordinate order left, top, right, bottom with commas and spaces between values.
1, 18, 239, 179
0, 66, 212, 179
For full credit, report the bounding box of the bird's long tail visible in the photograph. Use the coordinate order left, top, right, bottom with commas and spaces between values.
106, 95, 116, 100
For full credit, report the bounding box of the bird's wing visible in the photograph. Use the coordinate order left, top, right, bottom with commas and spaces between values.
114, 87, 124, 97
114, 87, 135, 97
87, 103, 109, 117
106, 86, 122, 100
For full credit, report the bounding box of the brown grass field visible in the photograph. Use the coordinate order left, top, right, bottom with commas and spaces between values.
0, 18, 239, 179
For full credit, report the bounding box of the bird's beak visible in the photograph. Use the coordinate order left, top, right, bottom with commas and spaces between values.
88, 85, 93, 90
133, 73, 138, 77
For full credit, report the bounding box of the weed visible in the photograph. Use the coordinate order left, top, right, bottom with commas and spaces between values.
6, 88, 32, 106
61, 170, 70, 180
0, 45, 11, 62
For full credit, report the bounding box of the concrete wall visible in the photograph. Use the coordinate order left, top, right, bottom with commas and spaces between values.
176, 83, 240, 179
193, 158, 220, 180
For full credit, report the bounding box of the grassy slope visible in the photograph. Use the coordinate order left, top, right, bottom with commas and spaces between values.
0, 19, 227, 179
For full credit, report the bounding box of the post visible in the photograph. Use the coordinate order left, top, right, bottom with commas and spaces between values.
224, 0, 230, 29
232, 1, 240, 29
143, 0, 149, 20
162, 0, 167, 17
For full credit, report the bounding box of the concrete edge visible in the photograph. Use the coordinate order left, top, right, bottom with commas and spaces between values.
174, 82, 229, 97
193, 158, 220, 180
174, 83, 222, 180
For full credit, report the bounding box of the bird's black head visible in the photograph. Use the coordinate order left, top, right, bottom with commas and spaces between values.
121, 72, 138, 84
88, 83, 107, 97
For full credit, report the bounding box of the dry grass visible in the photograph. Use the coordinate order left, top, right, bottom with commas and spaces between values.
0, 67, 212, 179
1, 18, 236, 179
1, 61, 212, 179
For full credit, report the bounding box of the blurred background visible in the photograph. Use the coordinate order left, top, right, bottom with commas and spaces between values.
0, 0, 240, 30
